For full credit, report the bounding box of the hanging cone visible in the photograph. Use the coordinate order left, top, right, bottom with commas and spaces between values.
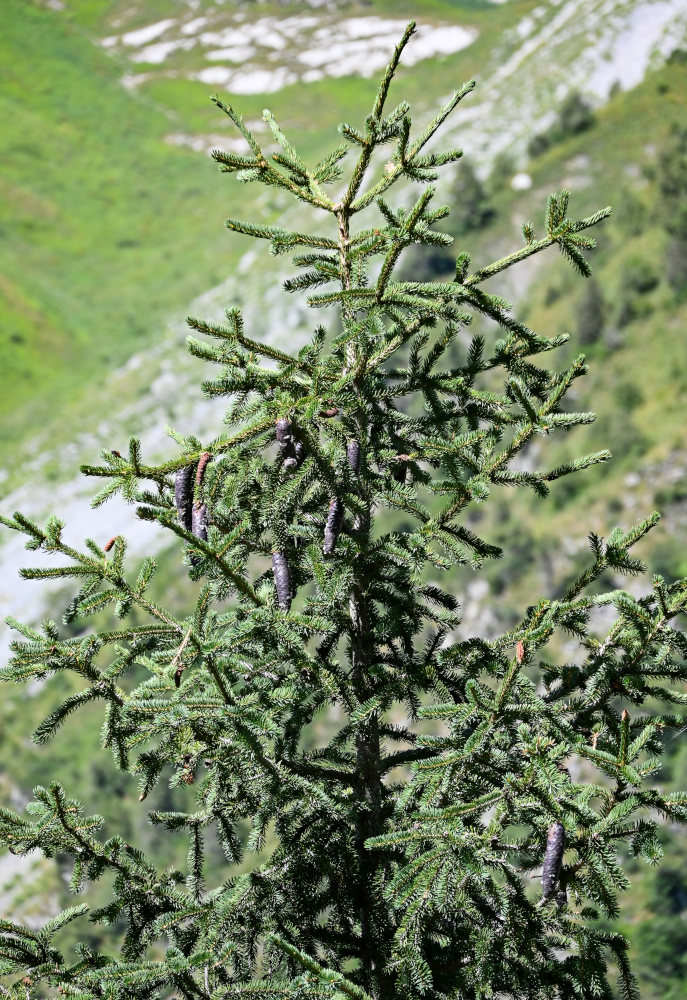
391, 454, 410, 484
284, 440, 306, 470
184, 452, 211, 566
195, 451, 212, 489
323, 498, 343, 555
275, 417, 293, 448
192, 502, 208, 543
276, 418, 305, 470
175, 465, 195, 531
541, 821, 566, 900
346, 439, 360, 476
272, 551, 291, 611
190, 452, 212, 544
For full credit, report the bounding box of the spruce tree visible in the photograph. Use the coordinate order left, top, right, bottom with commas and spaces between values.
657, 125, 687, 290
576, 277, 604, 345
447, 161, 493, 236
2, 23, 687, 1000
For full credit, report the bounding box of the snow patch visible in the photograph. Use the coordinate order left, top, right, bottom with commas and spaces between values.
511, 172, 532, 190
338, 17, 408, 38
194, 67, 227, 85
228, 68, 298, 95
181, 16, 208, 36
121, 19, 176, 47
165, 132, 246, 154
206, 45, 256, 63
253, 28, 287, 50
120, 72, 154, 92
584, 1, 687, 94
137, 39, 190, 64
101, 13, 477, 93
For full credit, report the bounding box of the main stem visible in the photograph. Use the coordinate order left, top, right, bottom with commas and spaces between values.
338, 207, 393, 998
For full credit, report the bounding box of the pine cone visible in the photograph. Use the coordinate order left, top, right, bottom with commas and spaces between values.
175, 465, 195, 531
284, 439, 306, 470
323, 498, 343, 555
275, 417, 293, 448
272, 551, 291, 611
190, 451, 212, 544
192, 502, 208, 543
276, 418, 305, 470
542, 821, 566, 900
195, 451, 212, 489
346, 439, 361, 476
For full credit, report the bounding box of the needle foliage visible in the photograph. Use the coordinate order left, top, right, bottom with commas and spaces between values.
2, 23, 686, 1000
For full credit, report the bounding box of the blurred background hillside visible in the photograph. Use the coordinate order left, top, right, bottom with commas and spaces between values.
1, 0, 687, 994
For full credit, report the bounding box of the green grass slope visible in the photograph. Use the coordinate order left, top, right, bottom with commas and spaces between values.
458, 53, 687, 606
0, 0, 241, 457
0, 0, 540, 470
435, 56, 687, 998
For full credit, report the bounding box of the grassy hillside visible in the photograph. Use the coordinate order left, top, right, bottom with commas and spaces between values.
4, 0, 677, 470
429, 54, 687, 998
461, 52, 687, 602
0, 0, 491, 462
0, 0, 243, 458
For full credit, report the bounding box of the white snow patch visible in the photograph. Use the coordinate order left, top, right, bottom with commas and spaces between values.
137, 40, 189, 64
516, 16, 536, 39
406, 24, 478, 63
120, 72, 154, 92
121, 19, 176, 48
165, 132, 246, 154
200, 28, 255, 47
229, 68, 298, 94
206, 45, 256, 62
102, 13, 477, 92
252, 26, 287, 50
271, 14, 320, 32
196, 66, 234, 85
299, 22, 476, 80
181, 16, 208, 36
585, 0, 686, 94
511, 172, 533, 190
338, 16, 407, 38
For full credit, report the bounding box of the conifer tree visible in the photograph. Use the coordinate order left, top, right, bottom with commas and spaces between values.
2, 23, 687, 1000
576, 277, 604, 345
